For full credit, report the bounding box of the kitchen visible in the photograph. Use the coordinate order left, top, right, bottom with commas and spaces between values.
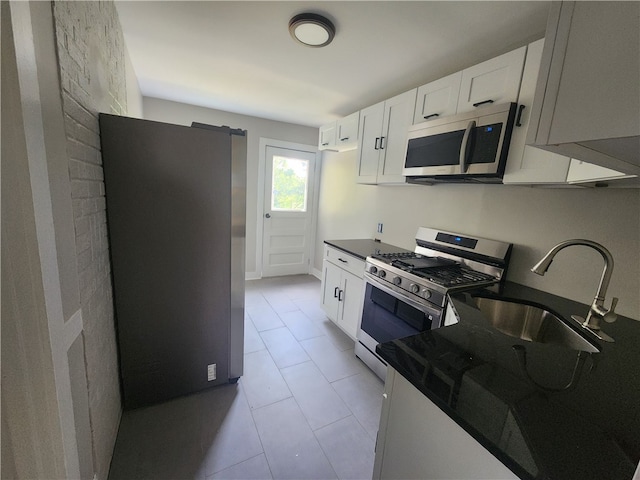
3, 1, 639, 480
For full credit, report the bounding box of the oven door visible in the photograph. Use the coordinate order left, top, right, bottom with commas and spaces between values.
355, 275, 443, 379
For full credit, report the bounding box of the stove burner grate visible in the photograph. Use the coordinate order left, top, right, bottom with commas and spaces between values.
418, 265, 497, 287
376, 252, 419, 260
371, 251, 498, 288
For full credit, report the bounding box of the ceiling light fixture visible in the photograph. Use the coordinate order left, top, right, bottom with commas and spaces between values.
289, 13, 335, 48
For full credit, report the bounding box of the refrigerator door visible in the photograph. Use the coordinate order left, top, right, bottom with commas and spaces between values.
100, 114, 245, 409
192, 123, 246, 381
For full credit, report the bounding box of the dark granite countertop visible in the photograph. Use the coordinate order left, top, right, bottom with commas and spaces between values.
324, 239, 411, 260
376, 282, 640, 480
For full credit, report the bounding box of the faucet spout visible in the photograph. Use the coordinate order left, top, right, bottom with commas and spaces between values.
531, 239, 617, 342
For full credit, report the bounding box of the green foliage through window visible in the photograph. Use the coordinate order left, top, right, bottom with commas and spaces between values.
271, 156, 308, 211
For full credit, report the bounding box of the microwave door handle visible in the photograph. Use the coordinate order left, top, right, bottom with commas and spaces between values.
459, 120, 476, 173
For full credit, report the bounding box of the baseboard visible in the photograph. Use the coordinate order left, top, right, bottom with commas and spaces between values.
246, 270, 322, 281
245, 272, 261, 281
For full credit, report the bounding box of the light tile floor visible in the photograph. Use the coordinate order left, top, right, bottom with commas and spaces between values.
108, 275, 383, 480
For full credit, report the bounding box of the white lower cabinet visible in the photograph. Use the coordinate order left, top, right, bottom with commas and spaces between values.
374, 368, 518, 480
320, 246, 365, 340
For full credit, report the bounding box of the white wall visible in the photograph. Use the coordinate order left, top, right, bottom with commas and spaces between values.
317, 150, 640, 320
142, 97, 319, 278
125, 44, 143, 118
3, 2, 145, 479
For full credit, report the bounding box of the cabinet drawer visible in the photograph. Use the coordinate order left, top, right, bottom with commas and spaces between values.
324, 245, 365, 278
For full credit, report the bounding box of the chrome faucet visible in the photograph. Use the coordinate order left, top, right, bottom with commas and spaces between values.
531, 239, 618, 342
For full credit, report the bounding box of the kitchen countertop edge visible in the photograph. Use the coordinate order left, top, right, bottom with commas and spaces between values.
324, 239, 411, 260
376, 281, 640, 480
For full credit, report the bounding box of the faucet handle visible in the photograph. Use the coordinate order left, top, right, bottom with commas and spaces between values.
603, 297, 618, 323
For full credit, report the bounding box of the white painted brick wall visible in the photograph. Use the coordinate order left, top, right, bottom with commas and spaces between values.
52, 1, 127, 479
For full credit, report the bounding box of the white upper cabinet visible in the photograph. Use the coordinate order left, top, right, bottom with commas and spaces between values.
356, 89, 417, 185
503, 39, 571, 184
335, 111, 360, 151
413, 72, 462, 124
318, 111, 360, 152
504, 38, 636, 186
357, 101, 386, 184
456, 46, 526, 113
377, 90, 417, 184
527, 1, 640, 176
318, 123, 337, 150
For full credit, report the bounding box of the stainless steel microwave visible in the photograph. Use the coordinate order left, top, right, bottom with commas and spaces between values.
403, 102, 517, 184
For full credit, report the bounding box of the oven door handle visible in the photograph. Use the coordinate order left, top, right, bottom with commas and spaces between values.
364, 273, 440, 314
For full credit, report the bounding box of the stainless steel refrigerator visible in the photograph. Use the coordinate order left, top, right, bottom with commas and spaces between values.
99, 115, 246, 409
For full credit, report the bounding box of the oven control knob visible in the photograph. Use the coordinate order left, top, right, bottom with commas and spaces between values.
392, 276, 401, 286
410, 284, 420, 294
368, 265, 378, 275
423, 289, 432, 299
378, 270, 386, 278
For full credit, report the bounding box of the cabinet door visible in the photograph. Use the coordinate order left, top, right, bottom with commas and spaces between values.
503, 39, 571, 184
321, 260, 341, 321
527, 2, 639, 174
377, 370, 518, 480
357, 102, 385, 184
377, 89, 417, 184
319, 122, 336, 150
413, 71, 462, 124
457, 46, 526, 113
337, 270, 363, 340
336, 111, 360, 151
538, 2, 640, 148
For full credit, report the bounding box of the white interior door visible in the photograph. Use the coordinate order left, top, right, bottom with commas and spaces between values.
262, 145, 317, 277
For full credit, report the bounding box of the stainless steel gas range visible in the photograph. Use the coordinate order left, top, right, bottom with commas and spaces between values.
355, 227, 512, 380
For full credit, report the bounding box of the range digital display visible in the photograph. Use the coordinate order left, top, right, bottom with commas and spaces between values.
436, 232, 478, 249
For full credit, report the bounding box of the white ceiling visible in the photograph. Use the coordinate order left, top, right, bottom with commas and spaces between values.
116, 1, 551, 128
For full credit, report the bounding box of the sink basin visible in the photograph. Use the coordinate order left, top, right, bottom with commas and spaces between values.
472, 297, 600, 353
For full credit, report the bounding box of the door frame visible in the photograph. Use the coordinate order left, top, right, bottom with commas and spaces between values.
256, 137, 321, 279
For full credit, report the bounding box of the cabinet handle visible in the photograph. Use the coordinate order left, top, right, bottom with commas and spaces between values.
379, 136, 386, 149
423, 113, 439, 120
340, 137, 349, 141
374, 137, 380, 150
338, 258, 348, 264
472, 99, 494, 107
338, 289, 344, 302
515, 104, 526, 127
321, 142, 330, 146
334, 286, 339, 298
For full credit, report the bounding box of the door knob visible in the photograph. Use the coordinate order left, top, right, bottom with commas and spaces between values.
265, 213, 271, 218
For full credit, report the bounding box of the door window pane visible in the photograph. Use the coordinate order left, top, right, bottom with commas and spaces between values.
271, 156, 309, 212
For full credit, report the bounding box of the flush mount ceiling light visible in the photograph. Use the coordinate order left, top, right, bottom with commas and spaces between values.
289, 13, 335, 48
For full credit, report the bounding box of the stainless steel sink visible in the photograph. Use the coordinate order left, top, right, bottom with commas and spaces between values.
473, 297, 600, 353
